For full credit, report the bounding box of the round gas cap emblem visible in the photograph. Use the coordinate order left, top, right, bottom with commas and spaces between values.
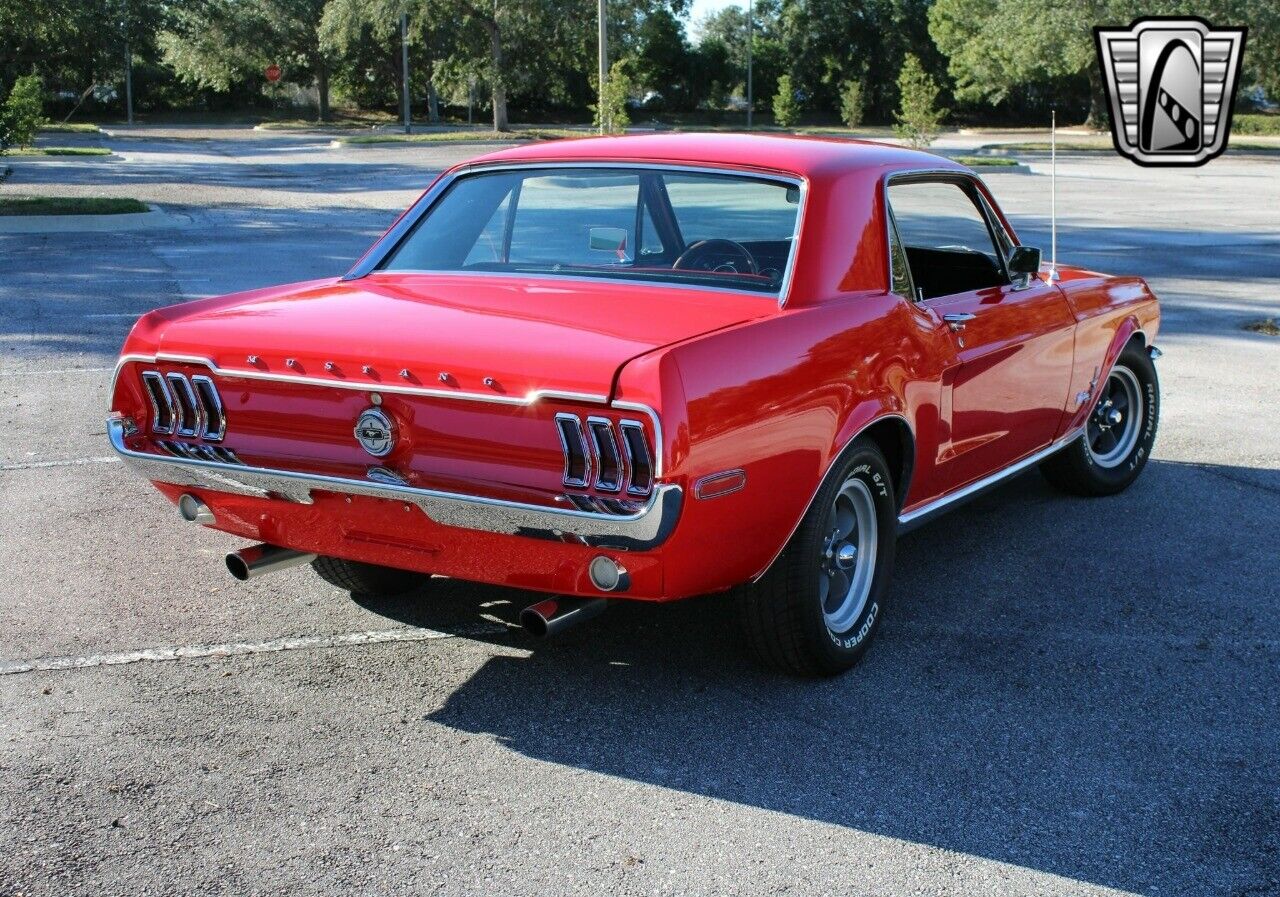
354, 407, 396, 457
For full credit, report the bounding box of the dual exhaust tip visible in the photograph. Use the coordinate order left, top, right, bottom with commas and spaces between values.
186, 491, 616, 635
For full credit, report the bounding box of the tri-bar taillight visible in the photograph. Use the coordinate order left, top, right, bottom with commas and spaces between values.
555, 413, 654, 497
140, 370, 226, 441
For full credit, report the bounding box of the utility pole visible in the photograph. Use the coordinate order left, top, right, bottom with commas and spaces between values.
400, 13, 411, 134
597, 0, 608, 134
745, 0, 753, 129
124, 40, 134, 125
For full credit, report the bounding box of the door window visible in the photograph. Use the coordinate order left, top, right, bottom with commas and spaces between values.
888, 180, 1007, 300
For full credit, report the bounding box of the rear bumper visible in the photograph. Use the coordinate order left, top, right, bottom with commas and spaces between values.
107, 416, 683, 552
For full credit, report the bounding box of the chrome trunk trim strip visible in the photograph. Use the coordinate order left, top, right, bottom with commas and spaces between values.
108, 417, 682, 551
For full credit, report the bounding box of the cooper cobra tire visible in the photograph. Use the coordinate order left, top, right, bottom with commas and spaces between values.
1040, 340, 1159, 497
311, 556, 432, 596
740, 437, 897, 677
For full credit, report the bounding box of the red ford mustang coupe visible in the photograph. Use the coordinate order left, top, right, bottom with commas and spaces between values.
108, 134, 1161, 675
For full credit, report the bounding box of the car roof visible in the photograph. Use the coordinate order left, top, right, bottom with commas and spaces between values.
464, 132, 966, 181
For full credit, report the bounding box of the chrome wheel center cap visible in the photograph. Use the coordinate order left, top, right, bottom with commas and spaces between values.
1106, 409, 1123, 426
835, 543, 858, 570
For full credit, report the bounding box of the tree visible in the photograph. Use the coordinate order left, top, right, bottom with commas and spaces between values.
772, 72, 799, 127
594, 59, 632, 133
0, 74, 44, 152
632, 7, 691, 107
779, 0, 943, 122
839, 78, 864, 128
161, 0, 336, 120
894, 53, 945, 147
926, 0, 1272, 128
696, 0, 785, 114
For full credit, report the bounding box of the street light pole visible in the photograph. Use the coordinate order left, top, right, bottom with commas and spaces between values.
598, 0, 608, 134
401, 13, 411, 134
745, 0, 753, 129
124, 40, 134, 125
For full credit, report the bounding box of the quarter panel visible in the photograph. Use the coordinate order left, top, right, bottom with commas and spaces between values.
651, 294, 947, 594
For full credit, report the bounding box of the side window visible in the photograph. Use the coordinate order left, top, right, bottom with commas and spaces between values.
887, 210, 914, 299
507, 173, 640, 266
888, 179, 1007, 301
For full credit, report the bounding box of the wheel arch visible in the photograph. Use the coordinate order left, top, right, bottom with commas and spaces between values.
750, 411, 914, 583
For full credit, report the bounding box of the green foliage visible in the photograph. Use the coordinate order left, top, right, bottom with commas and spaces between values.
839, 79, 865, 128
0, 75, 44, 152
772, 73, 800, 128
594, 60, 633, 135
893, 54, 946, 148
0, 196, 148, 216
1233, 114, 1280, 135
778, 0, 943, 122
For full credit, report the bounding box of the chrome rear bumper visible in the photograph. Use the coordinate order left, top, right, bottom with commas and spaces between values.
107, 417, 682, 550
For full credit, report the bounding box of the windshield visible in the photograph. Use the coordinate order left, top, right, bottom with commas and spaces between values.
379, 166, 802, 295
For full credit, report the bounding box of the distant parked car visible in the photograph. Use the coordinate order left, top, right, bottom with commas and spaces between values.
108, 134, 1161, 675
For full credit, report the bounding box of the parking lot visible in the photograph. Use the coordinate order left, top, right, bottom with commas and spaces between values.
1, 128, 1278, 896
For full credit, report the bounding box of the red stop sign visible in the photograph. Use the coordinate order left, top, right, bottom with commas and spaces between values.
265, 64, 281, 83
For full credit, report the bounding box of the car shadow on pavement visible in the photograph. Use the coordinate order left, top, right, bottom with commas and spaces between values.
355, 458, 1280, 896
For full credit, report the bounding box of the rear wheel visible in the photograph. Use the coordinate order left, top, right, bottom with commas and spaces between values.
740, 438, 897, 677
1041, 341, 1159, 496
310, 556, 432, 596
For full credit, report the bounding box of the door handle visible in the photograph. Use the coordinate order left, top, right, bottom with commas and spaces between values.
943, 312, 976, 331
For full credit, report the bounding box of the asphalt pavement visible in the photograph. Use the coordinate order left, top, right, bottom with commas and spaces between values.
1, 128, 1277, 896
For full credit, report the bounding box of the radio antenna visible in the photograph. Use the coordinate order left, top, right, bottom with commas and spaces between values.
1049, 108, 1060, 281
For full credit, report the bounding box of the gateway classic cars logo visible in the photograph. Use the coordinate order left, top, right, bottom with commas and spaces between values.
1094, 17, 1247, 166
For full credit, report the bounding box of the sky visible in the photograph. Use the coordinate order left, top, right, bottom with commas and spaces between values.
686, 0, 739, 33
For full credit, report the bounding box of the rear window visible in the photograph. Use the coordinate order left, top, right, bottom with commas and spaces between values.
380, 166, 802, 295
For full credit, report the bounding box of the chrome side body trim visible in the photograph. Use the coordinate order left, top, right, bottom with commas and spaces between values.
896, 427, 1083, 534
108, 417, 683, 551
343, 161, 808, 308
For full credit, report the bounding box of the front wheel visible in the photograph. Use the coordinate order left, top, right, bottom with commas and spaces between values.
739, 438, 897, 677
1040, 340, 1160, 496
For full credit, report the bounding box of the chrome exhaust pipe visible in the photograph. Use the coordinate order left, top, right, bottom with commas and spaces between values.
520, 596, 608, 638
226, 543, 317, 581
177, 493, 215, 525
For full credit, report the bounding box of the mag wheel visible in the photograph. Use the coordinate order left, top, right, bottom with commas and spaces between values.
310, 556, 433, 597
1041, 341, 1160, 497
740, 437, 897, 677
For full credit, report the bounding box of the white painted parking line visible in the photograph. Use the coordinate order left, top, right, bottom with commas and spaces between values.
0, 624, 508, 676
0, 457, 119, 471
0, 367, 113, 377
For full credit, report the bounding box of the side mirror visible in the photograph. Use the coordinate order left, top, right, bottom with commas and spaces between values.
1007, 245, 1042, 276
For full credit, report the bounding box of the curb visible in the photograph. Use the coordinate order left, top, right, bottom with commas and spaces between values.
0, 205, 189, 234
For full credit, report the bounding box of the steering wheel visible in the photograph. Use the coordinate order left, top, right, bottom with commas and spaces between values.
672, 239, 759, 276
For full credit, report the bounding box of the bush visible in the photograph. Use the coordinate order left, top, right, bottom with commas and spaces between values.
0, 75, 45, 153
839, 79, 865, 129
893, 55, 946, 149
1233, 113, 1280, 136
593, 61, 632, 135
773, 74, 800, 129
